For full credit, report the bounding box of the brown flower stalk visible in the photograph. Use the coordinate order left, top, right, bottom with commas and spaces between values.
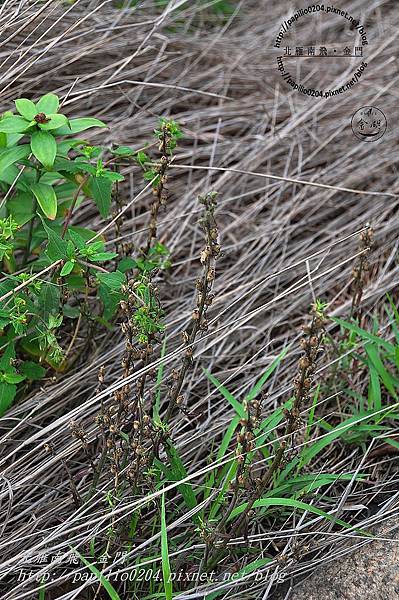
205, 302, 326, 570
350, 226, 373, 321
164, 191, 220, 424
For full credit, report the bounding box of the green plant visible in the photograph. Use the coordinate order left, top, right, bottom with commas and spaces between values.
0, 93, 183, 417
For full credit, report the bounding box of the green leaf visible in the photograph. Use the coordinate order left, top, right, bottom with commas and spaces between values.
72, 547, 121, 600
0, 116, 30, 133
4, 372, 25, 384
97, 270, 125, 320
37, 282, 61, 320
153, 337, 167, 424
228, 497, 353, 529
206, 558, 272, 599
383, 437, 399, 451
217, 414, 241, 461
209, 461, 237, 520
63, 305, 81, 318
0, 383, 16, 417
118, 257, 136, 273
36, 93, 59, 114
7, 191, 33, 226
31, 130, 57, 168
90, 176, 112, 218
15, 98, 37, 121
20, 361, 46, 380
163, 438, 199, 523
96, 270, 125, 291
39, 114, 68, 131
161, 494, 173, 600
31, 182, 57, 220
365, 344, 398, 399
0, 144, 30, 172
245, 347, 288, 402
300, 410, 387, 468
55, 117, 107, 135
60, 261, 75, 276
40, 218, 68, 261
368, 364, 381, 412
333, 317, 394, 353
203, 369, 246, 418
68, 229, 85, 249
0, 342, 16, 372
90, 252, 118, 262
111, 146, 134, 156
136, 151, 149, 167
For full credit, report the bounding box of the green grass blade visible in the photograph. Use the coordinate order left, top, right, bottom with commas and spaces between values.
73, 547, 121, 600
161, 493, 173, 600
228, 497, 353, 529
38, 577, 46, 600
367, 363, 381, 413
162, 439, 199, 523
153, 336, 167, 424
205, 558, 272, 599
203, 369, 245, 418
244, 347, 288, 402
333, 317, 394, 353
365, 344, 398, 399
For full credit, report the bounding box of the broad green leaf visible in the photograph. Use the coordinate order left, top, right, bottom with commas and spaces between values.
40, 218, 68, 262
39, 114, 68, 131
38, 282, 61, 320
96, 270, 125, 291
15, 98, 37, 121
90, 176, 112, 218
4, 372, 25, 384
0, 144, 30, 172
161, 494, 173, 600
20, 361, 46, 380
0, 383, 16, 417
6, 133, 25, 147
90, 252, 118, 262
36, 93, 59, 115
0, 163, 19, 186
118, 257, 136, 272
72, 548, 121, 600
31, 130, 56, 168
0, 116, 30, 133
97, 270, 125, 320
0, 342, 16, 371
7, 192, 34, 226
111, 145, 134, 156
31, 182, 57, 220
68, 229, 85, 249
54, 117, 107, 135
60, 261, 75, 276
228, 497, 353, 529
